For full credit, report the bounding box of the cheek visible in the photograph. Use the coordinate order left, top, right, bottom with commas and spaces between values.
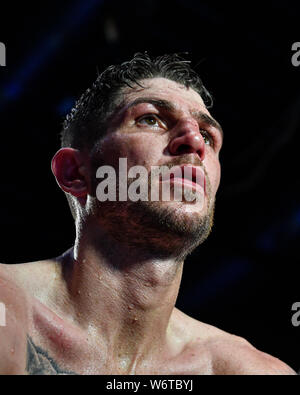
95, 133, 163, 170
124, 133, 166, 169
205, 155, 221, 194
125, 140, 156, 168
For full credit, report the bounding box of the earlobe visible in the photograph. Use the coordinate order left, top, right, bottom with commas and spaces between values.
51, 148, 88, 199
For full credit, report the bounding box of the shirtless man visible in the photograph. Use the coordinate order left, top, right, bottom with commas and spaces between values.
0, 53, 295, 375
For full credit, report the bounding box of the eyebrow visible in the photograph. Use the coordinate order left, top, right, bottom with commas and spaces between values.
126, 97, 224, 141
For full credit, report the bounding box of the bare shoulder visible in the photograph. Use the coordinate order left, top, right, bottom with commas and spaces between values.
0, 262, 36, 320
207, 333, 296, 375
172, 308, 296, 375
0, 259, 62, 301
0, 263, 30, 374
0, 262, 28, 302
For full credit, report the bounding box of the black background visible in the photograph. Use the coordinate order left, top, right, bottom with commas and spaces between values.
0, 0, 299, 371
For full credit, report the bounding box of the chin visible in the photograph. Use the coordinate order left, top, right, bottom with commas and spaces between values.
131, 196, 215, 245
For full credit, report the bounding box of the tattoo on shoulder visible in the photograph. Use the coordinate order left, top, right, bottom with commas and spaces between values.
26, 336, 78, 375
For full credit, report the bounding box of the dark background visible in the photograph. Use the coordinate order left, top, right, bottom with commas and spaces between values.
0, 0, 299, 371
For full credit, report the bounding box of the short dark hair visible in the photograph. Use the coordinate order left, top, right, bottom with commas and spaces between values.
61, 52, 213, 151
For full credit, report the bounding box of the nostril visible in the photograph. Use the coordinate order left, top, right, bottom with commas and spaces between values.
176, 144, 194, 155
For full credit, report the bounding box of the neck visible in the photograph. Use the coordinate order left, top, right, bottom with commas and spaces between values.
58, 222, 184, 372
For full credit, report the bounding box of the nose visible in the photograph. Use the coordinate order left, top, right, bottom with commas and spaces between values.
167, 118, 206, 161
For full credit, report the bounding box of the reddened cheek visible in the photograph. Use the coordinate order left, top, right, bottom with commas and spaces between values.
97, 133, 163, 170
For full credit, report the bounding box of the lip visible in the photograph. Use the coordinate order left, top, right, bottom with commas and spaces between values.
160, 164, 205, 195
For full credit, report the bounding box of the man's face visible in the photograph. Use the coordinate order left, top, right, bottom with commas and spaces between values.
89, 77, 223, 255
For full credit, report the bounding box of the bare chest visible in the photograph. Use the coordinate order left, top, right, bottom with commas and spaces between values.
25, 331, 213, 375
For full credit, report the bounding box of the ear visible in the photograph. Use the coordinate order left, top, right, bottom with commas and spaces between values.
51, 148, 88, 203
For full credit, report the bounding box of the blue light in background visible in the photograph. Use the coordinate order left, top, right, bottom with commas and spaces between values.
57, 97, 76, 116
257, 207, 300, 253
1, 0, 103, 104
182, 257, 252, 307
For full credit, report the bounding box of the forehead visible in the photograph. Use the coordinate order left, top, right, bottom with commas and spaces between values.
120, 77, 210, 116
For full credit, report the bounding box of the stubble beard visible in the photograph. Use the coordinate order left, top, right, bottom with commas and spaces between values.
90, 156, 216, 261
126, 185, 215, 260
93, 180, 215, 262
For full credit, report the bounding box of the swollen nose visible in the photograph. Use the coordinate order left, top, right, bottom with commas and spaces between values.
168, 123, 205, 161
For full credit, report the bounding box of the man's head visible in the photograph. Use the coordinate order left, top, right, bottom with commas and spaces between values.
52, 53, 223, 260
60, 52, 213, 151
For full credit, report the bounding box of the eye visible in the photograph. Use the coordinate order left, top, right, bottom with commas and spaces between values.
137, 114, 161, 128
200, 129, 214, 146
